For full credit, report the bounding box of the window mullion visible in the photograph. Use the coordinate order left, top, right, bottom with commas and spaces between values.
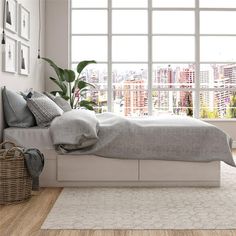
194, 0, 200, 118
148, 0, 153, 115
108, 0, 112, 112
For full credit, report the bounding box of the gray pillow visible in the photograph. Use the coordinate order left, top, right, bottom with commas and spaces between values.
44, 92, 72, 112
27, 96, 64, 127
2, 87, 36, 127
32, 91, 45, 98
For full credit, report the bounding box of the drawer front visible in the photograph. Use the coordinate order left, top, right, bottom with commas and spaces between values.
57, 155, 138, 181
140, 160, 220, 181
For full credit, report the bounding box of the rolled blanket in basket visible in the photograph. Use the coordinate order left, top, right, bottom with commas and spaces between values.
24, 149, 44, 191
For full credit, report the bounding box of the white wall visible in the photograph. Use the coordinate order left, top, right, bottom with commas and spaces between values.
45, 0, 69, 92
0, 0, 45, 91
44, 0, 236, 144
0, 0, 46, 141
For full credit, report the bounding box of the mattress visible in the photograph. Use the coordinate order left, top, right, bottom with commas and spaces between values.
4, 127, 54, 149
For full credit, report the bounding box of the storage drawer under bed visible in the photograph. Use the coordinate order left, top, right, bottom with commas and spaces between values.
57, 155, 139, 181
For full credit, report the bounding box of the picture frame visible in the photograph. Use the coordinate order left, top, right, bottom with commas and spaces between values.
2, 35, 17, 73
4, 0, 17, 34
19, 4, 30, 41
18, 42, 30, 75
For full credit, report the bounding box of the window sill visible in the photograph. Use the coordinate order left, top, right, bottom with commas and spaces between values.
201, 119, 236, 122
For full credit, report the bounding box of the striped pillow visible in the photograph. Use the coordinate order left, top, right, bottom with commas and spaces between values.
27, 97, 63, 127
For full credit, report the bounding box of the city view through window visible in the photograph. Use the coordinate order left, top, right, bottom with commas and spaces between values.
71, 0, 236, 119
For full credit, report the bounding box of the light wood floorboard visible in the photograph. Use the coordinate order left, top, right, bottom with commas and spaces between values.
0, 151, 236, 236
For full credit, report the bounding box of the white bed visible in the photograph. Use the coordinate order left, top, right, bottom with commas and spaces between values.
4, 127, 221, 187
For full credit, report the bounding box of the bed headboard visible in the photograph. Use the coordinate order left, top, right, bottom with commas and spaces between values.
0, 88, 6, 142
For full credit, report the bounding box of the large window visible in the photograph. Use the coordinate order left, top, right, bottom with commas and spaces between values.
70, 0, 236, 118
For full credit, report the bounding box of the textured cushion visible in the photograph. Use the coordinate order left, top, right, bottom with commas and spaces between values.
27, 96, 63, 127
44, 92, 72, 112
2, 87, 36, 127
32, 91, 45, 98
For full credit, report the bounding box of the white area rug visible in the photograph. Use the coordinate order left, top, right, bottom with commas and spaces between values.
42, 163, 236, 229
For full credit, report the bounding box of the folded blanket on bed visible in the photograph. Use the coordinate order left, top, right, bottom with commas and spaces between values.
49, 110, 235, 166
50, 110, 99, 150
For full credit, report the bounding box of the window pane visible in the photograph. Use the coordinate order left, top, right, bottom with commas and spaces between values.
153, 0, 195, 8
153, 36, 194, 62
112, 36, 148, 61
72, 0, 107, 8
153, 64, 195, 89
113, 90, 148, 116
72, 63, 108, 89
71, 64, 108, 113
200, 12, 236, 34
86, 89, 108, 113
112, 64, 148, 116
152, 91, 194, 116
72, 36, 107, 62
201, 37, 236, 62
112, 64, 148, 90
153, 11, 194, 34
72, 10, 107, 34
112, 0, 147, 8
200, 64, 236, 89
200, 0, 236, 8
200, 91, 236, 119
113, 10, 147, 34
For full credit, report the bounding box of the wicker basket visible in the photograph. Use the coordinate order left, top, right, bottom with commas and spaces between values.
0, 141, 32, 205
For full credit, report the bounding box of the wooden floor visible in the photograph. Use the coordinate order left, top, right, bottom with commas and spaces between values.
1, 150, 236, 236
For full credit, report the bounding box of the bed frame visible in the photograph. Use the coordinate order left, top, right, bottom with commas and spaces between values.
0, 90, 221, 187
40, 149, 221, 187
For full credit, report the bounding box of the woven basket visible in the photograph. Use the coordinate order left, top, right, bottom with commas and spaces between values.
0, 141, 32, 205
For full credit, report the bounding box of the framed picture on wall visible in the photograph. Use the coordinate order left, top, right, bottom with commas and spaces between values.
4, 0, 17, 33
18, 42, 30, 75
2, 35, 17, 73
19, 4, 30, 40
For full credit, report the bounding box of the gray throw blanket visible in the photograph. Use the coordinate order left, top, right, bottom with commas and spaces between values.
24, 149, 44, 191
50, 111, 235, 166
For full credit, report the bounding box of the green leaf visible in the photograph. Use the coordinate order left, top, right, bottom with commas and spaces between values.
64, 69, 76, 83
77, 80, 96, 90
41, 57, 58, 68
41, 57, 67, 82
80, 100, 97, 110
77, 80, 87, 90
49, 77, 68, 95
58, 92, 70, 101
76, 60, 96, 75
57, 67, 66, 81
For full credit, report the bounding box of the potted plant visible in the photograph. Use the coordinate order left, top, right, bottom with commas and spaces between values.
42, 57, 97, 110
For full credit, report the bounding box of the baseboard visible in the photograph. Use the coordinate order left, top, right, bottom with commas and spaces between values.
233, 141, 236, 148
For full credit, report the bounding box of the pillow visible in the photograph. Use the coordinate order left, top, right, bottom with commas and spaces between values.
20, 90, 33, 100
27, 96, 64, 127
32, 91, 45, 98
2, 87, 36, 127
21, 90, 44, 100
44, 92, 72, 112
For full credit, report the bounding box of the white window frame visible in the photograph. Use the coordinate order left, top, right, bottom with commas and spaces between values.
69, 0, 236, 119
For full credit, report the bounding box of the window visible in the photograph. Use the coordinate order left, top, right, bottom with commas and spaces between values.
70, 0, 236, 118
